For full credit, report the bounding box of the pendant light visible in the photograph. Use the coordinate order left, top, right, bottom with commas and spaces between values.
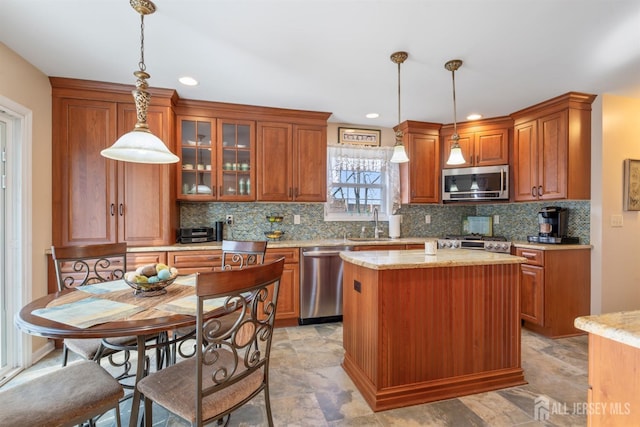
444, 59, 466, 166
389, 51, 410, 163
101, 0, 179, 164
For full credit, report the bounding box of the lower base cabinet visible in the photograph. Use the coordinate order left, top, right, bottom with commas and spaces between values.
587, 334, 640, 426
516, 246, 590, 338
167, 248, 299, 326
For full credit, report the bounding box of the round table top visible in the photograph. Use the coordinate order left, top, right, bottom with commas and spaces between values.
16, 280, 211, 339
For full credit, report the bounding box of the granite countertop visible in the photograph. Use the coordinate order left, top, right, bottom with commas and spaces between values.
340, 248, 526, 270
126, 237, 433, 253
575, 311, 640, 349
512, 241, 593, 251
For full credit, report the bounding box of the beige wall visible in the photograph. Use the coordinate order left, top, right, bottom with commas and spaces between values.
592, 94, 640, 313
0, 43, 52, 352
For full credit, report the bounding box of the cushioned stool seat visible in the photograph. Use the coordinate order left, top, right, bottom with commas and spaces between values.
0, 361, 123, 427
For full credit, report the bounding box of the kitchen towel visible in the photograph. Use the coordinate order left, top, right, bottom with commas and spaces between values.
389, 214, 402, 238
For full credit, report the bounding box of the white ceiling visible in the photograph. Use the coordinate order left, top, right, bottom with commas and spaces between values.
2, 0, 639, 128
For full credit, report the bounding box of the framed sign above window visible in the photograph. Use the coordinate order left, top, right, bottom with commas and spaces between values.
624, 159, 640, 211
338, 127, 381, 146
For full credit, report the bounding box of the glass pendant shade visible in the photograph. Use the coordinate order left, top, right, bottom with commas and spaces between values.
101, 130, 179, 164
446, 140, 466, 166
390, 143, 410, 163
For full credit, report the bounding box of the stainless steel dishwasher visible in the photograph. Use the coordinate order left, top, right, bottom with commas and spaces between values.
299, 245, 353, 325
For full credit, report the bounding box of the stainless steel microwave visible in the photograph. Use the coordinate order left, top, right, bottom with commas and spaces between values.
442, 165, 509, 201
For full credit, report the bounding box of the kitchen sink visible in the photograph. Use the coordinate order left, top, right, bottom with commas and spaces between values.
347, 237, 393, 242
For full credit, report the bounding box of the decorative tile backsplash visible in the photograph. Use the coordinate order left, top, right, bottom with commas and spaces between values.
180, 200, 590, 244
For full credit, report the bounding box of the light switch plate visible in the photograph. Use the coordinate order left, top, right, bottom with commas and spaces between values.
294, 214, 301, 225
611, 214, 623, 227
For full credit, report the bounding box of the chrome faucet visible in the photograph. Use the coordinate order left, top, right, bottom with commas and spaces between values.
373, 208, 380, 239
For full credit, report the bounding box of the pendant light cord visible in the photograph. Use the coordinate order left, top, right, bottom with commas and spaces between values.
139, 14, 146, 72
397, 60, 402, 126
451, 67, 457, 137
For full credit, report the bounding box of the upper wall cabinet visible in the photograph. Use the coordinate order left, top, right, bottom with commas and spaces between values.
441, 117, 511, 168
51, 78, 178, 247
256, 122, 328, 202
177, 116, 256, 201
511, 92, 596, 202
397, 121, 442, 204
176, 99, 331, 203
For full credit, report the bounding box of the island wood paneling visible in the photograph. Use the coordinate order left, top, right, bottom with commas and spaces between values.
342, 262, 526, 411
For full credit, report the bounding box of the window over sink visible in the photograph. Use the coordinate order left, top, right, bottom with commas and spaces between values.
325, 145, 400, 221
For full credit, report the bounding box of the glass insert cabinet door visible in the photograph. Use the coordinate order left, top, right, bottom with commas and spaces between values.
178, 117, 215, 198
218, 120, 255, 200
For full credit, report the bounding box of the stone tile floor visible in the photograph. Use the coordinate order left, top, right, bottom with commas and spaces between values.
3, 324, 588, 426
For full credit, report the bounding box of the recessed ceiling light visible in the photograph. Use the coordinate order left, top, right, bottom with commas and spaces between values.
366, 113, 379, 119
178, 76, 199, 86
466, 113, 483, 120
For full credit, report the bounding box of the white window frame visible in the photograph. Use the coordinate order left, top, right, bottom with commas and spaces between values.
324, 145, 400, 222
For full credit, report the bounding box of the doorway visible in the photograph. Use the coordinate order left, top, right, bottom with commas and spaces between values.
0, 99, 31, 385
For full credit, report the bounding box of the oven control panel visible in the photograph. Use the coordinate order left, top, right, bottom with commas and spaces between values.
438, 239, 511, 254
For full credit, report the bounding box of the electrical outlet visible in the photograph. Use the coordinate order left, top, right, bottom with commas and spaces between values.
225, 215, 234, 226
493, 215, 500, 225
425, 215, 431, 224
294, 214, 301, 225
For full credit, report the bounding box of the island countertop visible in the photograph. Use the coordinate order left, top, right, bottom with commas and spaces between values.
575, 311, 640, 349
340, 248, 526, 270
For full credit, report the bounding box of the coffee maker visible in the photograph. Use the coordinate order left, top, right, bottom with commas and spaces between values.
527, 206, 579, 244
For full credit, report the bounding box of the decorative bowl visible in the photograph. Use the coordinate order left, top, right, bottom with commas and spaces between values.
266, 215, 283, 223
125, 276, 177, 296
264, 230, 285, 240
124, 264, 179, 296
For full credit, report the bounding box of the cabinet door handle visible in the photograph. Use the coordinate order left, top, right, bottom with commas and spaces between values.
521, 251, 537, 259
532, 187, 537, 197
119, 203, 124, 216
294, 187, 298, 197
110, 203, 115, 216
219, 186, 223, 197
289, 188, 292, 198
538, 185, 543, 197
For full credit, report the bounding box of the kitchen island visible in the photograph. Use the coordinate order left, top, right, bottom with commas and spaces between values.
340, 248, 527, 411
575, 312, 640, 426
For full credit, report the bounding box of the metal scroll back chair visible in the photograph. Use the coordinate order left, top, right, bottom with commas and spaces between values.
137, 257, 286, 427
51, 243, 138, 367
221, 239, 268, 270
171, 240, 269, 364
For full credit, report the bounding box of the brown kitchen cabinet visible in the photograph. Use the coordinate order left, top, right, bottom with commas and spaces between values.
256, 122, 327, 202
218, 119, 255, 200
176, 101, 329, 203
167, 247, 299, 326
177, 117, 255, 201
516, 246, 590, 338
511, 92, 596, 201
265, 248, 300, 326
441, 117, 511, 168
397, 121, 442, 204
51, 78, 178, 247
177, 116, 216, 199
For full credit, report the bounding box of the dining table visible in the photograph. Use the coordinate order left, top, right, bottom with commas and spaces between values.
14, 274, 226, 427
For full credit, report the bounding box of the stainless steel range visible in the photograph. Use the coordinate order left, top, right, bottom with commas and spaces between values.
438, 234, 512, 253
